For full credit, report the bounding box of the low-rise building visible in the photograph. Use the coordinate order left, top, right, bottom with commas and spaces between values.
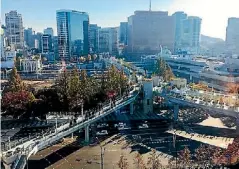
170, 78, 187, 89
19, 56, 42, 73
1, 50, 16, 69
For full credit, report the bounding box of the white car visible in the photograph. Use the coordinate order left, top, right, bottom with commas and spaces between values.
118, 124, 131, 130
138, 123, 149, 129
96, 130, 108, 136
97, 123, 108, 128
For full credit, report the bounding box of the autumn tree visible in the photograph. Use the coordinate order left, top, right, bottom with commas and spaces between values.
147, 149, 163, 169
106, 65, 128, 95
118, 154, 129, 169
134, 152, 146, 169
68, 68, 80, 110
7, 67, 26, 92
54, 69, 70, 110
33, 88, 62, 118
2, 90, 35, 118
194, 144, 214, 168
154, 57, 174, 82
1, 67, 36, 118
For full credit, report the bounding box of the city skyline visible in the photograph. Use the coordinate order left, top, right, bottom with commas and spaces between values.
2, 0, 239, 40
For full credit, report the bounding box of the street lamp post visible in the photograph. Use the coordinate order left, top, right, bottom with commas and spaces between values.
96, 137, 105, 169
173, 129, 177, 169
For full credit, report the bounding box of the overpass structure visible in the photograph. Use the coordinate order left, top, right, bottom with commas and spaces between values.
158, 92, 239, 131
103, 58, 145, 76
165, 95, 239, 119
1, 88, 139, 169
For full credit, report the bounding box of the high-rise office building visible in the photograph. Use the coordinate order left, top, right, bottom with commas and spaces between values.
24, 28, 34, 48
98, 27, 118, 55
34, 39, 39, 49
33, 32, 43, 51
119, 22, 128, 45
226, 17, 239, 55
172, 12, 187, 52
5, 11, 24, 49
53, 36, 59, 61
43, 27, 54, 37
89, 24, 100, 54
42, 34, 53, 53
1, 26, 5, 59
56, 10, 89, 61
127, 11, 175, 55
180, 16, 202, 54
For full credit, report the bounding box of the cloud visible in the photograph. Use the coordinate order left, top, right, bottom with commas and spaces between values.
168, 0, 239, 39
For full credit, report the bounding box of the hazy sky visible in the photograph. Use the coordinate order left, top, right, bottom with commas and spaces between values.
2, 0, 239, 39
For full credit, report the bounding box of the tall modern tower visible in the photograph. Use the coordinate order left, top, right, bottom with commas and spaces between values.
89, 24, 100, 54
56, 10, 89, 61
226, 17, 239, 56
181, 16, 202, 54
24, 28, 34, 48
119, 22, 128, 45
98, 27, 118, 55
127, 11, 175, 55
5, 11, 24, 49
172, 12, 187, 53
42, 34, 53, 53
43, 27, 54, 37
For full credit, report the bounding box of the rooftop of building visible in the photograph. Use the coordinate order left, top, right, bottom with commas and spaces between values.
56, 9, 88, 15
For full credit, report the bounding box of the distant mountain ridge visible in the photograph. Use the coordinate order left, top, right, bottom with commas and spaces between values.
201, 34, 224, 44
200, 34, 225, 55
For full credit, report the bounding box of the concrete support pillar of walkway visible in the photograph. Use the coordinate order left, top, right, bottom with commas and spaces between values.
173, 104, 179, 121
3, 163, 11, 169
85, 125, 89, 143
130, 103, 134, 115
71, 133, 74, 139
2, 154, 18, 169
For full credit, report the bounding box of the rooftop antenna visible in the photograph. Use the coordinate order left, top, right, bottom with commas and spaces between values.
149, 0, 152, 11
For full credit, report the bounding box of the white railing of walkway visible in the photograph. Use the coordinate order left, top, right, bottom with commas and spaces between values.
2, 89, 139, 158
37, 93, 137, 151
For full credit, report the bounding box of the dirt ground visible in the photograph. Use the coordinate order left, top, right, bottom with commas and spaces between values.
1, 79, 53, 89
30, 134, 169, 169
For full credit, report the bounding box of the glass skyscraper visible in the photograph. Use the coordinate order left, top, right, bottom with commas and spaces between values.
56, 10, 89, 61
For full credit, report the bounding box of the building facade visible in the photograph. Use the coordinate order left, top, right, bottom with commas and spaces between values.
180, 16, 202, 54
1, 51, 16, 69
119, 22, 128, 45
89, 24, 100, 54
172, 12, 187, 53
98, 27, 118, 55
33, 32, 43, 52
24, 28, 34, 48
127, 11, 175, 55
226, 17, 239, 56
5, 11, 24, 49
43, 27, 54, 37
1, 27, 5, 59
42, 34, 53, 53
53, 36, 59, 61
19, 56, 42, 73
56, 10, 89, 61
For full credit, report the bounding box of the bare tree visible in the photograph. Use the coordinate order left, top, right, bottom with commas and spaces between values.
195, 144, 211, 167
134, 152, 146, 169
167, 157, 177, 169
178, 146, 191, 169
147, 149, 163, 169
118, 154, 129, 169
